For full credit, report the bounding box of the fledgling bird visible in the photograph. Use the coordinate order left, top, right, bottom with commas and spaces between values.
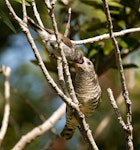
27, 17, 83, 63
61, 57, 102, 140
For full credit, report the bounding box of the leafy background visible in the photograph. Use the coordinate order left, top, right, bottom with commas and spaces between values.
0, 0, 140, 149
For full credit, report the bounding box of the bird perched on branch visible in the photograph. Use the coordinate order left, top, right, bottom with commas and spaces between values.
27, 17, 83, 63
61, 57, 101, 140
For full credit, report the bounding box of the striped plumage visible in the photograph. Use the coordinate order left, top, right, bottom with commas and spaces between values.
61, 57, 101, 140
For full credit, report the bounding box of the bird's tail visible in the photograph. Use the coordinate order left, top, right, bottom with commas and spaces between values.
61, 125, 76, 140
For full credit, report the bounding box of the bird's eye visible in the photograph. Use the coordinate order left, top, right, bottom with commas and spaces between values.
87, 61, 92, 65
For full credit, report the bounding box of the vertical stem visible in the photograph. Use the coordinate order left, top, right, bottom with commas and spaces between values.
0, 66, 11, 146
102, 0, 133, 149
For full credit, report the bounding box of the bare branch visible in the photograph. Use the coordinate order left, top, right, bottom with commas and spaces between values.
4, 0, 132, 149
107, 88, 127, 131
12, 103, 66, 150
94, 93, 124, 139
75, 112, 99, 150
5, 0, 22, 23
25, 19, 74, 106
5, 5, 96, 149
44, 0, 79, 104
4, 2, 77, 149
102, 0, 133, 149
43, 2, 99, 149
57, 58, 69, 97
64, 8, 71, 37
73, 27, 140, 45
0, 66, 11, 146
21, 0, 27, 22
31, 0, 44, 27
5, 0, 72, 105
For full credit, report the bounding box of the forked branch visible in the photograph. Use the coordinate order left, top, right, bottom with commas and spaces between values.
102, 0, 133, 149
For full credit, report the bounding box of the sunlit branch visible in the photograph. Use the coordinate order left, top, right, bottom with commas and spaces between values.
0, 66, 11, 146
12, 103, 66, 150
73, 27, 140, 45
102, 0, 133, 149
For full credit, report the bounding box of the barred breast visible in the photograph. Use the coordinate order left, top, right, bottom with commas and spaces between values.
61, 57, 101, 140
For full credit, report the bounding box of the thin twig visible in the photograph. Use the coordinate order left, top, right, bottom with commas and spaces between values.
5, 0, 97, 149
75, 111, 99, 150
73, 27, 140, 45
5, 0, 24, 24
4, 1, 75, 149
99, 75, 135, 138
0, 66, 11, 146
12, 103, 66, 150
44, 2, 99, 149
94, 93, 123, 139
64, 8, 71, 37
21, 0, 47, 122
22, 0, 27, 22
102, 0, 133, 149
107, 88, 127, 131
57, 9, 71, 97
57, 58, 69, 97
5, 0, 78, 109
31, 0, 44, 27
44, 0, 79, 104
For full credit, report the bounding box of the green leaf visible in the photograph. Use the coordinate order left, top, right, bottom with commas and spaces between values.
118, 39, 128, 48
80, 0, 102, 5
80, 0, 103, 9
80, 0, 123, 9
0, 9, 16, 33
123, 64, 139, 69
88, 49, 98, 58
113, 63, 139, 69
108, 1, 123, 8
13, 0, 31, 6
